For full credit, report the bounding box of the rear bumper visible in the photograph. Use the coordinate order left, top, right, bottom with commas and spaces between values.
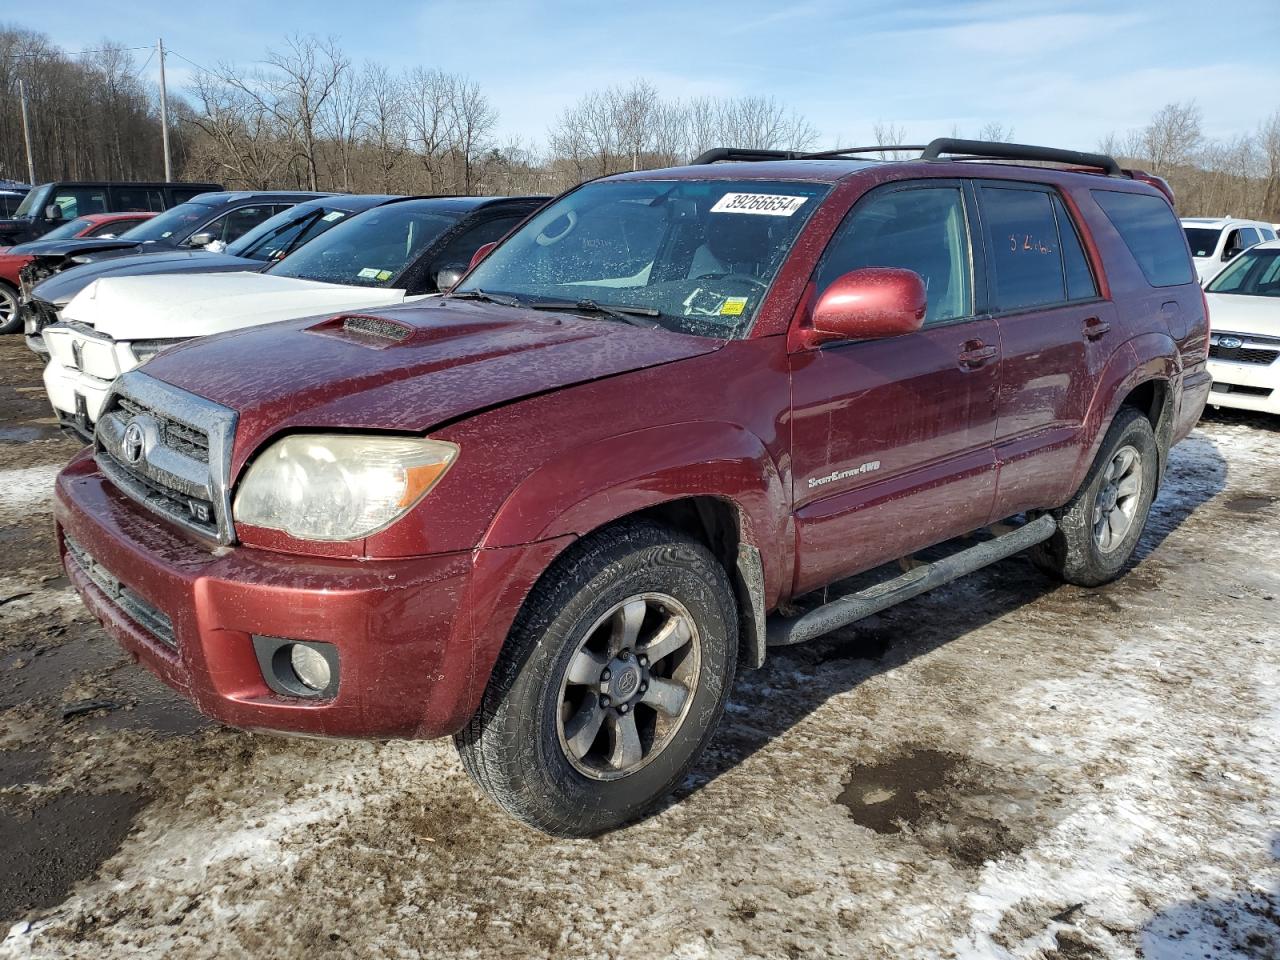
1206, 357, 1280, 416
55, 453, 498, 740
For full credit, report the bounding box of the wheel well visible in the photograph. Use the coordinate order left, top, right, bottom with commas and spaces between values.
628, 497, 765, 669
1119, 378, 1173, 483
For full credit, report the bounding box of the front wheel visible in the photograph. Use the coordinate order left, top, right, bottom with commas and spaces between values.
455, 521, 737, 836
0, 282, 21, 335
1032, 406, 1159, 587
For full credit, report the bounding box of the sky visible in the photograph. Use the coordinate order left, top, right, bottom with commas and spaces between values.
31, 0, 1280, 153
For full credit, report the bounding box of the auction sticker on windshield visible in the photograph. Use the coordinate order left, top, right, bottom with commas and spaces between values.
710, 193, 809, 216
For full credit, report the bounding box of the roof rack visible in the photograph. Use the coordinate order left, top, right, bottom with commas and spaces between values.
690, 138, 1124, 177
920, 138, 1123, 176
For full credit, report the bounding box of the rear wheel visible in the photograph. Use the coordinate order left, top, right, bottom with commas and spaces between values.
455, 520, 737, 836
1032, 406, 1159, 586
0, 282, 21, 335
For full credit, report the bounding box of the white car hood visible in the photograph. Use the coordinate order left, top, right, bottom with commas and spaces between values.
61, 272, 417, 340
1206, 293, 1280, 338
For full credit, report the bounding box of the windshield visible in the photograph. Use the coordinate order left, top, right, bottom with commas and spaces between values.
455, 178, 830, 338
228, 204, 353, 262
1183, 227, 1222, 258
41, 216, 97, 240
268, 202, 458, 286
118, 201, 215, 242
1205, 248, 1280, 297
13, 185, 49, 219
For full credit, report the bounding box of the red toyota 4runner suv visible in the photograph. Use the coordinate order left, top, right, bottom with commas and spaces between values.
54, 140, 1210, 835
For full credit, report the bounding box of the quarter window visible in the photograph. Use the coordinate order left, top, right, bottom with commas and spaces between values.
1092, 190, 1195, 287
816, 186, 973, 325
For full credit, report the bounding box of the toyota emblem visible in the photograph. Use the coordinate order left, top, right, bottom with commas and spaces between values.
122, 422, 145, 464
1218, 336, 1244, 350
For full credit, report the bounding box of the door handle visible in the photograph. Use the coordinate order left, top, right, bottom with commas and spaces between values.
1083, 316, 1111, 340
958, 340, 998, 368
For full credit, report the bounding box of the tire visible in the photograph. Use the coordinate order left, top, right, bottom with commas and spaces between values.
1031, 406, 1159, 587
0, 282, 21, 335
455, 520, 738, 836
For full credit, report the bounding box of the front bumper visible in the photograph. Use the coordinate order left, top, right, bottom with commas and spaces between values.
55, 453, 486, 739
43, 358, 111, 437
1206, 355, 1280, 416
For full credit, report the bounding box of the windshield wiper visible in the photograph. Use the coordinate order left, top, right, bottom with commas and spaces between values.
448, 288, 524, 308
527, 298, 663, 328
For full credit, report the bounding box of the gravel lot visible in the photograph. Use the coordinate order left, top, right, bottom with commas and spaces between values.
0, 333, 1277, 959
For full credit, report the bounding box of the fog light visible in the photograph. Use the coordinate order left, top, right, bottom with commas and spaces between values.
289, 643, 332, 691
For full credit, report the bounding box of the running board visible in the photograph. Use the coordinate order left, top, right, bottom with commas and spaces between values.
766, 514, 1058, 647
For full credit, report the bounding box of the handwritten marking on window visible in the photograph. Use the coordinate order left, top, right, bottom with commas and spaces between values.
1009, 233, 1055, 255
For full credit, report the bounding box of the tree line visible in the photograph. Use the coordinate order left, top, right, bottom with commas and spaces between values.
2, 24, 1278, 220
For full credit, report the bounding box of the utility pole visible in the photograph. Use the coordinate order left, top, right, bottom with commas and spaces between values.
18, 78, 36, 185
158, 37, 172, 180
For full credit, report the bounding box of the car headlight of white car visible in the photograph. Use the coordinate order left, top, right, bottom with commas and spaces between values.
233, 434, 459, 541
130, 338, 192, 364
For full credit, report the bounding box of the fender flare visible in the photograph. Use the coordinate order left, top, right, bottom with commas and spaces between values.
1074, 333, 1178, 488
474, 420, 791, 668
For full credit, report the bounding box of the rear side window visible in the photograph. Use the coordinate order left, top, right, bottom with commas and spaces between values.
1092, 190, 1195, 287
980, 186, 1066, 311
816, 185, 973, 325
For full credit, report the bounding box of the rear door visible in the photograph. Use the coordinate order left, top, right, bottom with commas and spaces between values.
976, 181, 1115, 515
788, 180, 1000, 595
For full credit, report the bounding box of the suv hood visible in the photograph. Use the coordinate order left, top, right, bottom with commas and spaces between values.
141, 297, 724, 465
34, 251, 260, 307
1205, 293, 1280, 337
62, 272, 417, 340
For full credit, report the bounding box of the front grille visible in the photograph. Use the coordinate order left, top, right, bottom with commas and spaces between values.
117, 396, 210, 463
95, 372, 238, 545
1209, 344, 1279, 365
64, 535, 175, 648
1210, 383, 1272, 398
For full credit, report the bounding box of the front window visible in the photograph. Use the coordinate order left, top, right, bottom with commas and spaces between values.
1205, 248, 1280, 297
41, 217, 98, 241
455, 178, 831, 339
1183, 227, 1221, 259
268, 202, 459, 287
118, 202, 215, 242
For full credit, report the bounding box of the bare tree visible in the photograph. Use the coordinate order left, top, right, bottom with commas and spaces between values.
404, 67, 455, 192
872, 121, 909, 159
449, 76, 496, 193
360, 63, 408, 194
1141, 101, 1203, 175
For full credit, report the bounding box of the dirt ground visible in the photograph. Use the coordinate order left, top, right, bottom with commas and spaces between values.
0, 333, 1276, 959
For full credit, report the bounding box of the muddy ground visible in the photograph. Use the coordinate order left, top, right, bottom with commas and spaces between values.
0, 333, 1276, 959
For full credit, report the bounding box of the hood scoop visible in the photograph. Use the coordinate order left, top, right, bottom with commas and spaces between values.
338, 314, 414, 344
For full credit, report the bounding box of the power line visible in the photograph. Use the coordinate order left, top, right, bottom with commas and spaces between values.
0, 43, 153, 61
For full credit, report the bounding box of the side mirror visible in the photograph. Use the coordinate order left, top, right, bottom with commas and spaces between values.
44, 205, 63, 221
804, 267, 927, 348
187, 231, 216, 248
434, 264, 467, 291
469, 241, 498, 270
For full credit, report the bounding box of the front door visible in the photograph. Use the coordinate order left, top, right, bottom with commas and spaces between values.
788, 181, 1000, 596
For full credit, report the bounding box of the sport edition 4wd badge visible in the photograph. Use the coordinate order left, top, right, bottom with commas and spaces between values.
808, 461, 881, 489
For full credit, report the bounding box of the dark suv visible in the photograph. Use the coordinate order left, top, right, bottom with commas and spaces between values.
15, 190, 329, 297
0, 180, 220, 245
55, 139, 1210, 836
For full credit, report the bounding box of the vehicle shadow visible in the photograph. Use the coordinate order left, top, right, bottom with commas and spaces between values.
1138, 834, 1280, 958
669, 428, 1230, 808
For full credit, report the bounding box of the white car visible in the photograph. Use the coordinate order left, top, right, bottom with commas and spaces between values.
40, 196, 542, 438
1204, 239, 1280, 415
1181, 217, 1277, 282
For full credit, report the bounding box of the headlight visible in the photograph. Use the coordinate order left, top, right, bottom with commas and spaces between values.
130, 338, 191, 363
232, 434, 459, 541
